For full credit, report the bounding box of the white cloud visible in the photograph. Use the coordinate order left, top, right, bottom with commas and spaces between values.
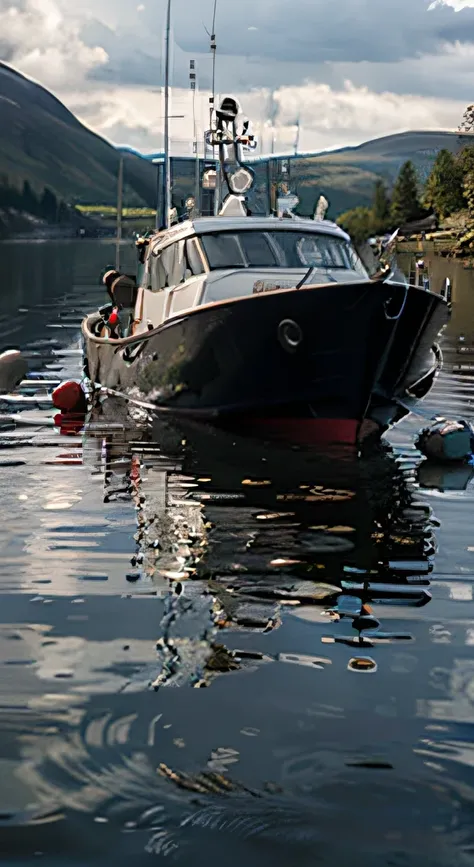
49, 0, 474, 82
0, 0, 107, 89
438, 1, 474, 8
248, 81, 465, 152
61, 79, 466, 155
0, 0, 472, 156
171, 0, 474, 64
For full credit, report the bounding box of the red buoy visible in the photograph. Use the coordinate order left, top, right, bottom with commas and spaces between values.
54, 412, 85, 435
52, 381, 87, 413
52, 381, 87, 435
108, 307, 119, 328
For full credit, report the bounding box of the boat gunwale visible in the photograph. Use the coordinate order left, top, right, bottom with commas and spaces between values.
82, 277, 447, 349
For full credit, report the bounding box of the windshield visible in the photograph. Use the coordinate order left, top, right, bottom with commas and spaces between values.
199, 230, 367, 275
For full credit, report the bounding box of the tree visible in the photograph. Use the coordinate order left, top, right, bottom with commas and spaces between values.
39, 187, 58, 223
458, 105, 474, 134
1, 180, 21, 210
21, 180, 39, 216
337, 206, 373, 244
390, 161, 421, 225
423, 150, 464, 220
371, 179, 390, 234
0, 175, 11, 208
457, 146, 474, 217
57, 201, 70, 224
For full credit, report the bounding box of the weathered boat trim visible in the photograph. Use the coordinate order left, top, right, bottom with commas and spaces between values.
82, 277, 342, 349
82, 275, 449, 447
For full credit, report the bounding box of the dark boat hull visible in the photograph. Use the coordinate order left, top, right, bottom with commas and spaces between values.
82, 279, 449, 443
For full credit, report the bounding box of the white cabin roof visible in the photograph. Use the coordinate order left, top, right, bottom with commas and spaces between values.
150, 215, 351, 254
191, 216, 348, 238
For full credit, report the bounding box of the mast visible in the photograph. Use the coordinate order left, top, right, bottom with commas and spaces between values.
210, 0, 220, 216
294, 117, 300, 156
161, 0, 172, 230
190, 59, 200, 214
115, 155, 123, 270
268, 123, 276, 216
210, 0, 218, 119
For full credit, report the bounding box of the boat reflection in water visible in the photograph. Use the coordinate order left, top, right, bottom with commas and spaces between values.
418, 459, 474, 493
80, 403, 474, 866
8, 399, 474, 866
83, 398, 436, 688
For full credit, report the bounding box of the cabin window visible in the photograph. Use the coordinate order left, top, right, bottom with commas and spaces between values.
200, 233, 246, 269
185, 238, 205, 275
199, 230, 367, 275
149, 252, 164, 291
239, 231, 277, 267
345, 245, 368, 277
142, 253, 153, 290
150, 240, 189, 291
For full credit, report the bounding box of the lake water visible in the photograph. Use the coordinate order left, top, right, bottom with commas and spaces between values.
1, 240, 474, 866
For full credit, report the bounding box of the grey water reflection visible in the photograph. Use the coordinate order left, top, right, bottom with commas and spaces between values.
1, 241, 474, 865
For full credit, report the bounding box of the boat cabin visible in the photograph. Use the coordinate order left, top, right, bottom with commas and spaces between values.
132, 216, 368, 334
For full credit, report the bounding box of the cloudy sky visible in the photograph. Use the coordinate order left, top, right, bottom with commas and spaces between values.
1, 0, 474, 155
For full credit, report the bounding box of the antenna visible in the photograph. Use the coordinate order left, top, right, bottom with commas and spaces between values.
115, 155, 123, 270
209, 0, 220, 215
190, 59, 200, 213
160, 0, 172, 230
210, 0, 218, 129
294, 117, 300, 156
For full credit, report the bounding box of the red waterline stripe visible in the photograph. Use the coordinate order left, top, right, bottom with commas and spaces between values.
225, 418, 360, 445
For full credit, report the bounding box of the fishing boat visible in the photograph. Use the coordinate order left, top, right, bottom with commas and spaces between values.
81, 96, 450, 445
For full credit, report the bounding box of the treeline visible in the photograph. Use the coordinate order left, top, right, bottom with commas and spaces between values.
0, 176, 76, 223
337, 146, 474, 244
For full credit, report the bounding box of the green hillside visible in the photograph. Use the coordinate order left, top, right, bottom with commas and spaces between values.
290, 131, 473, 217
140, 131, 473, 220
0, 63, 157, 208
1, 60, 471, 220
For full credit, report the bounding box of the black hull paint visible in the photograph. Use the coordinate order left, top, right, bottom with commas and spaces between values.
82, 279, 449, 442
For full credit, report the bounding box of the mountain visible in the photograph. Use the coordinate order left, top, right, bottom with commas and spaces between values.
313, 129, 466, 166
121, 129, 471, 218
290, 130, 472, 217
1, 61, 470, 219
0, 63, 157, 208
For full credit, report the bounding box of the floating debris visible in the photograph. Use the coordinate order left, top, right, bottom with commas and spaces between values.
0, 349, 28, 393
240, 727, 260, 737
416, 418, 473, 462
348, 657, 377, 673
207, 747, 240, 772
279, 653, 332, 669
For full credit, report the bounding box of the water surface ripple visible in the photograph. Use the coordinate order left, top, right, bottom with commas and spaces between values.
1, 240, 474, 866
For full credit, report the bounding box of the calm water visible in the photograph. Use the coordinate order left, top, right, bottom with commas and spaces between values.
1, 240, 474, 866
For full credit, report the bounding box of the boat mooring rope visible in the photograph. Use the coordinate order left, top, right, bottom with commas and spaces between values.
384, 285, 408, 321
91, 383, 158, 412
